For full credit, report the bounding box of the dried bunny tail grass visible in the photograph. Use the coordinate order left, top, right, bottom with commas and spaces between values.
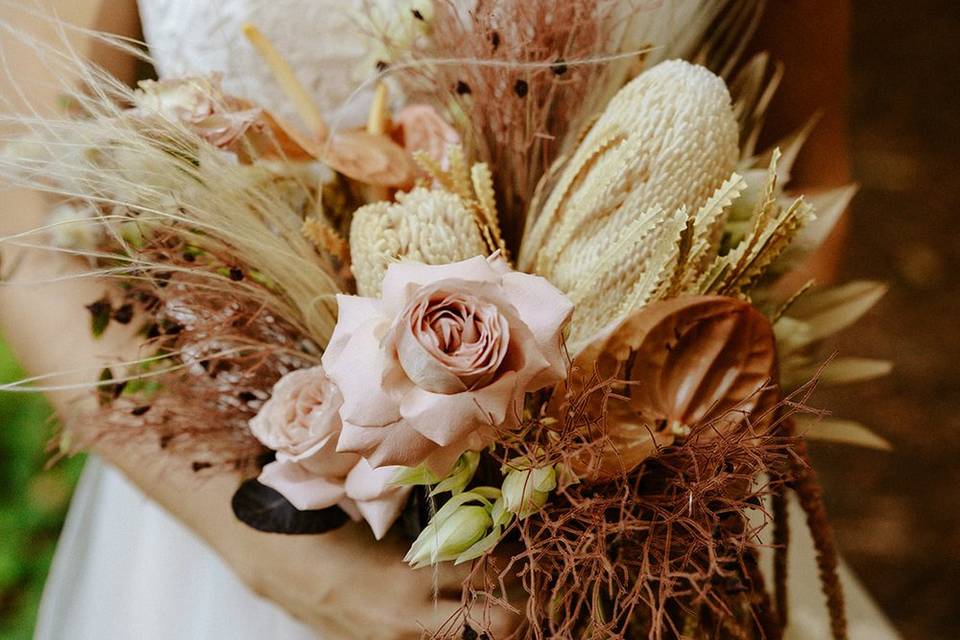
0, 12, 344, 346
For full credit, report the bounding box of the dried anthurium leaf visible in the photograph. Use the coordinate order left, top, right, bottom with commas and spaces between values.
564, 296, 778, 479
266, 114, 417, 188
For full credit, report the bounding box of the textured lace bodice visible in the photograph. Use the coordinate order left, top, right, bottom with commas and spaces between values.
137, 0, 372, 127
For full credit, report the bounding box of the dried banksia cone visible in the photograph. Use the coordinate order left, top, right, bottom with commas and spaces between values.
349, 188, 487, 297
519, 59, 740, 347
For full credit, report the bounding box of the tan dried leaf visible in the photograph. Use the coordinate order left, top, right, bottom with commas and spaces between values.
794, 416, 892, 451
782, 280, 887, 344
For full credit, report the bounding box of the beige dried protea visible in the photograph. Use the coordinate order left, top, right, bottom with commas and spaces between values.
519, 59, 741, 348
349, 188, 488, 297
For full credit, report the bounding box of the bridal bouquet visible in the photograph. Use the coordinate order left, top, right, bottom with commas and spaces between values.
2, 2, 891, 638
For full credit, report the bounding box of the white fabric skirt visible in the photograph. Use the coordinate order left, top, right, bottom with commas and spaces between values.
35, 458, 899, 639
34, 457, 316, 639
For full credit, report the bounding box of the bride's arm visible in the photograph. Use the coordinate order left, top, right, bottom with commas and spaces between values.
0, 4, 506, 637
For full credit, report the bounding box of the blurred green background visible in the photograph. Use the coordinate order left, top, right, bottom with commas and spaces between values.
0, 339, 82, 640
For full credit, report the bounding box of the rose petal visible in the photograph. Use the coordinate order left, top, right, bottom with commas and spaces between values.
499, 271, 573, 386
396, 319, 466, 394
276, 433, 335, 464
324, 294, 384, 364
284, 439, 360, 483
380, 256, 500, 314
325, 318, 402, 427
399, 371, 521, 446
258, 460, 347, 511
344, 459, 400, 501
345, 459, 411, 540
337, 418, 439, 469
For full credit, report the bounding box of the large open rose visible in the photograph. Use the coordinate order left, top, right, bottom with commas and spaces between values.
323, 256, 573, 474
249, 366, 410, 539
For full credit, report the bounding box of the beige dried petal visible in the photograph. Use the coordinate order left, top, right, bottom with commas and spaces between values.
349, 188, 488, 297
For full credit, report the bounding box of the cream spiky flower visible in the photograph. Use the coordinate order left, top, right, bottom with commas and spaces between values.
349, 188, 487, 297
519, 59, 740, 349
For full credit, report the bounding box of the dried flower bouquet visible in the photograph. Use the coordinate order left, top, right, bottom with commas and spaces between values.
0, 2, 891, 638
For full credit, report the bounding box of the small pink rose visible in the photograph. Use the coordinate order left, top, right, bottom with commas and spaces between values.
323, 256, 573, 475
391, 104, 460, 168
249, 366, 409, 539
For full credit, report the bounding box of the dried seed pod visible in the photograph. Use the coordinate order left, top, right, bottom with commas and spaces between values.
349, 188, 488, 297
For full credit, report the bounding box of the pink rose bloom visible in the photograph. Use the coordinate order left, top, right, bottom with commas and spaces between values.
323, 255, 573, 475
392, 104, 460, 169
249, 366, 410, 539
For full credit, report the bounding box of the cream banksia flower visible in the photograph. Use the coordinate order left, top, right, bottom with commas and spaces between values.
349, 188, 487, 297
519, 60, 740, 349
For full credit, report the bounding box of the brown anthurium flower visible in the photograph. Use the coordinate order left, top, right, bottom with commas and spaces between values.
559, 295, 778, 479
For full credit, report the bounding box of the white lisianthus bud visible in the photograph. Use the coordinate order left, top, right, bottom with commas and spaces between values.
501, 465, 557, 519
405, 504, 493, 569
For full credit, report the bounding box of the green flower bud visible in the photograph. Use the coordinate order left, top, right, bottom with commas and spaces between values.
405, 504, 493, 569
389, 451, 481, 496
501, 465, 557, 519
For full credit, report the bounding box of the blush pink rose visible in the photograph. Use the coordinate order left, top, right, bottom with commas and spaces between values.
249, 366, 410, 539
391, 104, 460, 169
323, 255, 573, 475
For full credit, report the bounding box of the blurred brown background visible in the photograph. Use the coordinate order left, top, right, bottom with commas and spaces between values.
813, 1, 960, 638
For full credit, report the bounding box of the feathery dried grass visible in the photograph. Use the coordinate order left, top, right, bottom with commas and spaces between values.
0, 13, 345, 346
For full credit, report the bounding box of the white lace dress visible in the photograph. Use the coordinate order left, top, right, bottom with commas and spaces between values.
34, 1, 900, 638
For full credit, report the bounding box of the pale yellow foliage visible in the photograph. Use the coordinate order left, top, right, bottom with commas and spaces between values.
349, 188, 488, 297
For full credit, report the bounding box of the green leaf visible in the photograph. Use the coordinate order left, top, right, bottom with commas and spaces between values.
85, 296, 113, 338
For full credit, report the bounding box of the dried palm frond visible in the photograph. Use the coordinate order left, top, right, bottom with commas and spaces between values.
774, 279, 891, 394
